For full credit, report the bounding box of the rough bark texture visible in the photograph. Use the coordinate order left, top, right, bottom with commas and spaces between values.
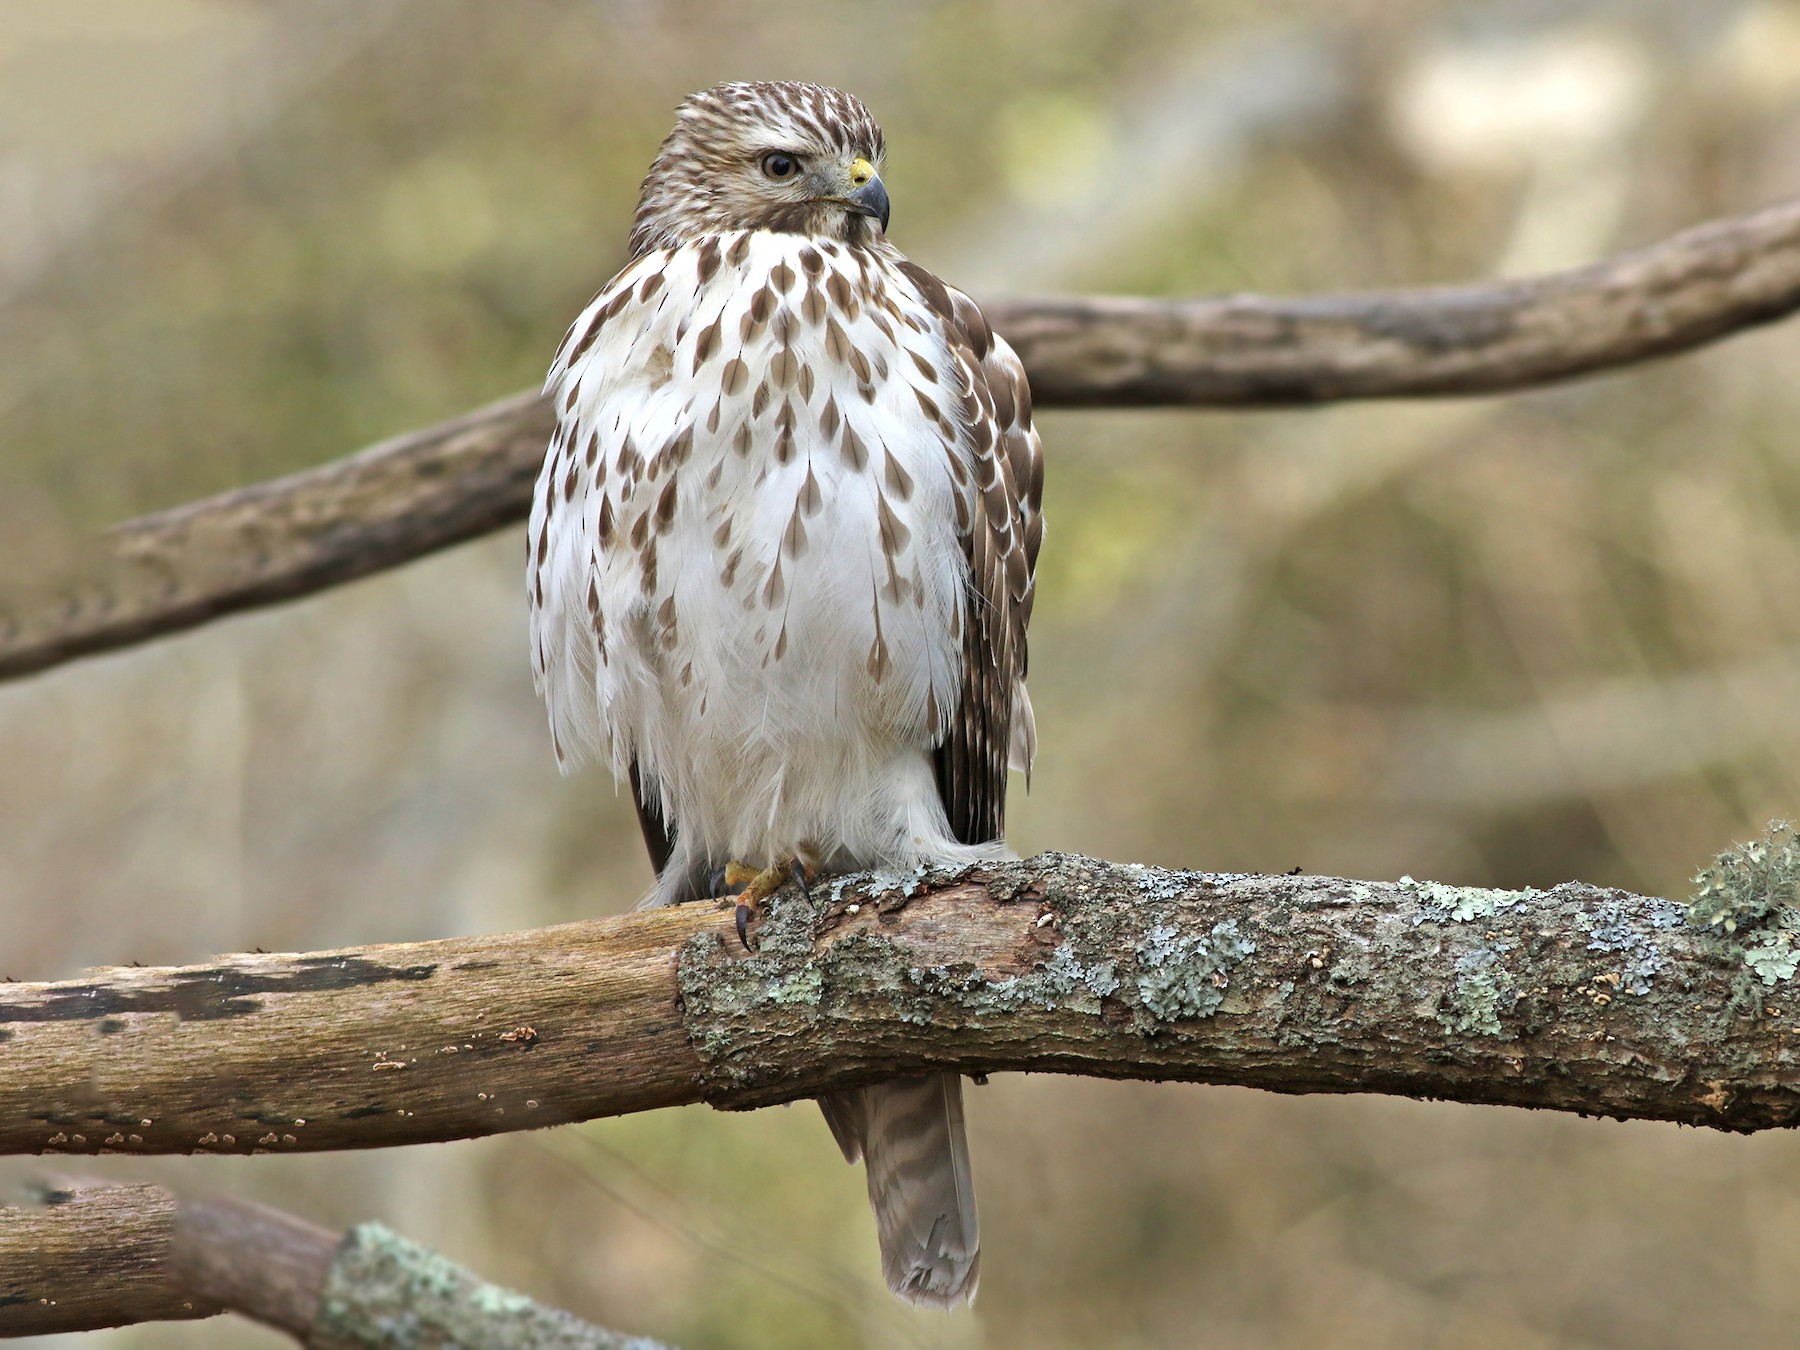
0, 1182, 674, 1346
5, 196, 1800, 685
0, 903, 716, 1156
311, 1223, 672, 1350
4, 854, 1798, 1160
0, 1180, 217, 1336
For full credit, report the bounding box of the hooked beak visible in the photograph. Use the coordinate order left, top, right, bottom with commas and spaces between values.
844, 160, 890, 233
847, 175, 890, 232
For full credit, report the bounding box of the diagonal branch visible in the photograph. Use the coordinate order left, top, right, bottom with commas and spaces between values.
5, 196, 1800, 685
1, 1177, 674, 1345
2, 854, 1794, 1160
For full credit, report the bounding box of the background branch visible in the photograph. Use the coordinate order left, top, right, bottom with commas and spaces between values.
1, 1178, 673, 1346
3, 853, 1795, 1162
5, 196, 1800, 686
0, 1179, 214, 1336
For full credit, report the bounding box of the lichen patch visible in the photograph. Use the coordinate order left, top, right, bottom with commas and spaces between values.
1403, 875, 1532, 925
1132, 919, 1256, 1030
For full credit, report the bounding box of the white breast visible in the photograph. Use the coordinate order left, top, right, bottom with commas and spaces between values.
530, 232, 981, 893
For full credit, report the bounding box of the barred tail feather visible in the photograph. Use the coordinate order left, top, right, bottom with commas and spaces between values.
819, 1074, 979, 1307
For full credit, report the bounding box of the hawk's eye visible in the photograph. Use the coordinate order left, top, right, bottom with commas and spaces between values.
760, 152, 800, 181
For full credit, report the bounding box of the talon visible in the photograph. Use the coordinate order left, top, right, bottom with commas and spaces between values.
719, 855, 812, 949
711, 861, 761, 906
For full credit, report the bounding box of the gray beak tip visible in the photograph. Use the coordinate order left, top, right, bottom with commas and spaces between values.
848, 175, 891, 234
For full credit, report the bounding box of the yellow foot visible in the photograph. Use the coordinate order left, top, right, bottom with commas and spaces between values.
716, 858, 813, 951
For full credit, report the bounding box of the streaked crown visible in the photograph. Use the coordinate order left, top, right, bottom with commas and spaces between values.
629, 81, 889, 255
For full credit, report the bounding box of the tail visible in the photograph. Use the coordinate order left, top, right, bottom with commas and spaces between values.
819, 1073, 979, 1307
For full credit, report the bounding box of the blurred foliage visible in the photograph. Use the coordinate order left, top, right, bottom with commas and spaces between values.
9, 1, 1800, 1347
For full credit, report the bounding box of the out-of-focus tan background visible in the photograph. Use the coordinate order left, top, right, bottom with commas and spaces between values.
8, 1, 1800, 1346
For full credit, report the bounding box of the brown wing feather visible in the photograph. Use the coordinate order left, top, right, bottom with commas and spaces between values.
628, 757, 674, 877
896, 260, 1043, 846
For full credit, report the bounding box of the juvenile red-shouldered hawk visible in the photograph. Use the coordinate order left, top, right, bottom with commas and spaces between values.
529, 81, 1043, 1307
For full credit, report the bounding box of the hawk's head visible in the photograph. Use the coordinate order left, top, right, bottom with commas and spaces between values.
628, 81, 890, 256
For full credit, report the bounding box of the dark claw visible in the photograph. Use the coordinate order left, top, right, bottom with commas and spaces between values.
736, 901, 756, 951
789, 859, 811, 899
709, 867, 739, 899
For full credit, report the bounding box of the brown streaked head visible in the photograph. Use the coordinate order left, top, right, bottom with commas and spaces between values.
629, 81, 890, 256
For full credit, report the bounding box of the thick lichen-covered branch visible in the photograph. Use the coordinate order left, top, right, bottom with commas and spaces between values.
0, 1178, 673, 1345
6, 195, 1800, 684
5, 851, 1800, 1161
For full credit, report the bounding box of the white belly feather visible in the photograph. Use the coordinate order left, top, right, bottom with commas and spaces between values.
530, 232, 985, 896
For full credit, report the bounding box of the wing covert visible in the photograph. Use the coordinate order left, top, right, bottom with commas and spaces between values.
896, 260, 1044, 846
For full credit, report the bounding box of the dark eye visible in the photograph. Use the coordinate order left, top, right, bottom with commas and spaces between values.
761, 152, 800, 180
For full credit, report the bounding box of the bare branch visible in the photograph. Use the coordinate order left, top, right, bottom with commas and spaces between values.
1003, 194, 1800, 407
5, 196, 1800, 685
1, 1180, 676, 1346
2, 854, 1794, 1163
168, 1195, 336, 1337
0, 1179, 215, 1336
0, 389, 555, 684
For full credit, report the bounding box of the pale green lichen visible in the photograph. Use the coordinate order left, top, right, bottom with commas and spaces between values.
979, 944, 1120, 1013
470, 1285, 538, 1317
1403, 875, 1531, 925
1687, 822, 1800, 989
1746, 935, 1800, 986
675, 886, 830, 1075
1132, 918, 1255, 1029
762, 964, 824, 1005
1578, 897, 1681, 996
864, 863, 932, 899
316, 1223, 665, 1348
1439, 942, 1519, 1038
1132, 867, 1253, 901
1689, 821, 1800, 934
1045, 943, 1121, 999
1403, 873, 1533, 1034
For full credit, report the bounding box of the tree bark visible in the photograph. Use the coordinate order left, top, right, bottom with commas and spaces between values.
0, 1180, 216, 1335
3, 854, 1796, 1160
999, 194, 1800, 407
6, 196, 1800, 685
168, 1195, 336, 1337
1, 1180, 674, 1346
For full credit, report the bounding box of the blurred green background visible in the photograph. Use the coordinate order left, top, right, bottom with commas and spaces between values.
8, 1, 1800, 1346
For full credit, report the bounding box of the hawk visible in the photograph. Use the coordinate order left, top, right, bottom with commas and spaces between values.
528, 81, 1043, 1307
